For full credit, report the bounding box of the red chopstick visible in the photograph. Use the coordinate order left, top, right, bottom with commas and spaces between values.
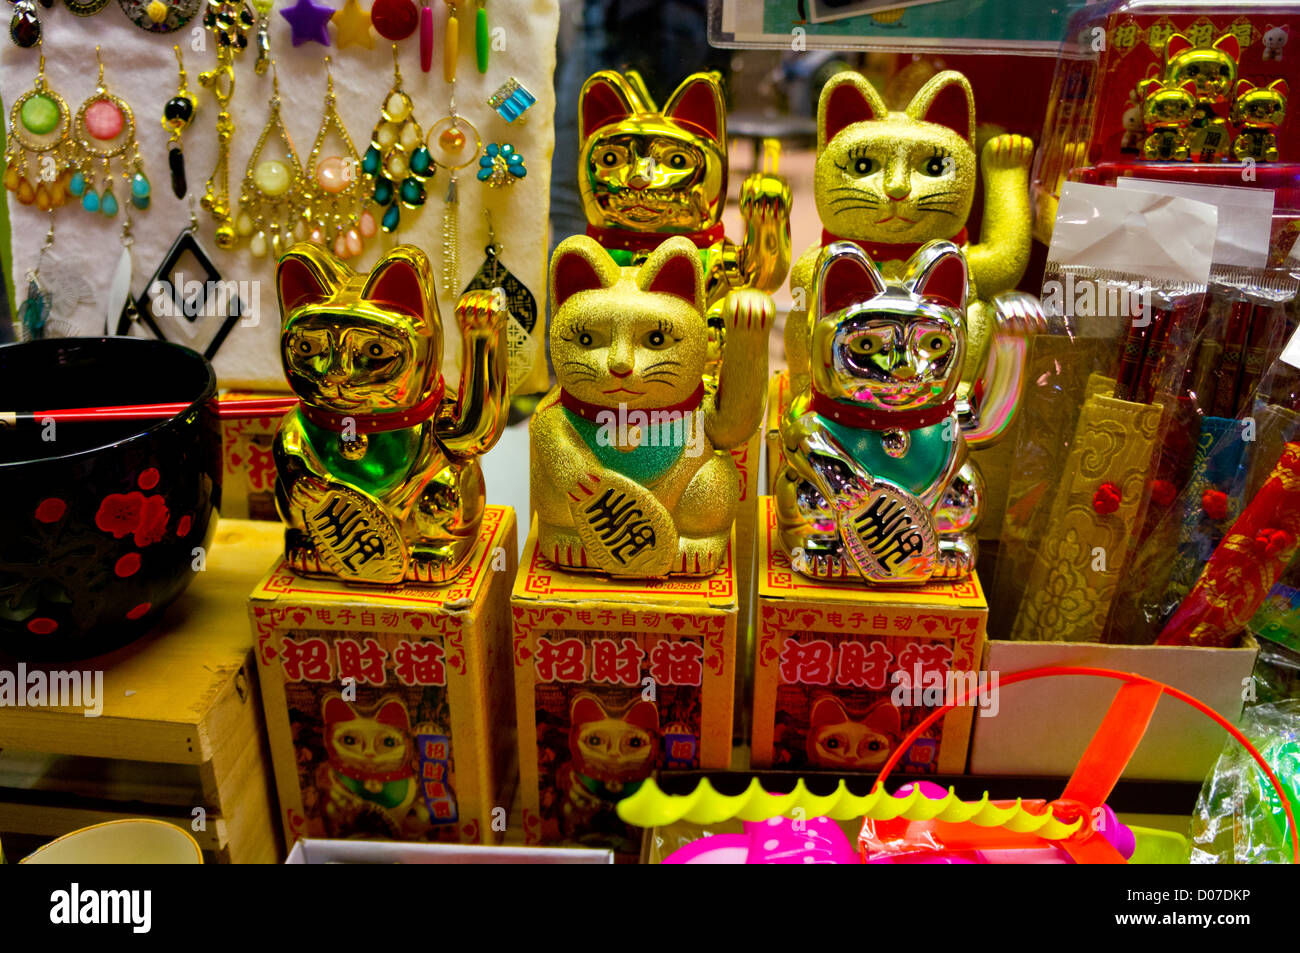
1, 396, 299, 425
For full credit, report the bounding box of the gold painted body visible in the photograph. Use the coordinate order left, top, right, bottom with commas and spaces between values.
784, 70, 1033, 410
273, 243, 508, 586
532, 236, 773, 577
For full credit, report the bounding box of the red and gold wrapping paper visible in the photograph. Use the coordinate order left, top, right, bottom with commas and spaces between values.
1158, 442, 1300, 648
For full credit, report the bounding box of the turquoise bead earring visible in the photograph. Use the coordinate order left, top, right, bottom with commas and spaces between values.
363, 45, 434, 233
69, 46, 150, 217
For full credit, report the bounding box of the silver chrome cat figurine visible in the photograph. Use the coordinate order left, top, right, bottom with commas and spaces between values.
775, 240, 988, 584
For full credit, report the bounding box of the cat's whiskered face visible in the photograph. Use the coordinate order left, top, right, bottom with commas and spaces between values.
814, 71, 977, 247
810, 240, 968, 412
584, 127, 722, 232
578, 70, 728, 234
283, 311, 427, 415
277, 244, 442, 419
322, 696, 412, 776
816, 118, 974, 245
549, 235, 707, 411
569, 695, 659, 784
816, 302, 962, 409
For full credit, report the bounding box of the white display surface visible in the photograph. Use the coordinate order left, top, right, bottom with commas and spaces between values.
2, 0, 558, 391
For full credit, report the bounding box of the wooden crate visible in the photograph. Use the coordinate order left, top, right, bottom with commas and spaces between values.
0, 519, 283, 863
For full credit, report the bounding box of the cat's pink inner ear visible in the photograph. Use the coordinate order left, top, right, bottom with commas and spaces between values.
571, 695, 606, 725
914, 255, 967, 311
865, 701, 901, 738
919, 81, 973, 143
374, 700, 410, 732
1165, 33, 1192, 62
666, 80, 723, 142
554, 252, 606, 308
363, 260, 424, 319
1214, 32, 1241, 62
810, 696, 848, 727
821, 255, 883, 314
581, 79, 634, 139
824, 82, 881, 142
625, 701, 659, 734
323, 696, 354, 724
646, 254, 699, 306
278, 256, 331, 315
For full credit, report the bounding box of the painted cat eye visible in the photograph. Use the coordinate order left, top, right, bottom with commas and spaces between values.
921, 156, 949, 177
851, 156, 876, 176
918, 332, 952, 356
597, 148, 624, 168
644, 329, 668, 348
579, 332, 594, 347
847, 334, 884, 357
292, 335, 326, 358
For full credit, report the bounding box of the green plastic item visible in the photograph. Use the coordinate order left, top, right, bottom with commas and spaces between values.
476, 6, 489, 74
1128, 826, 1190, 865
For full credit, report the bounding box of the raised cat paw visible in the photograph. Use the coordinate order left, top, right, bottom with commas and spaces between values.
739, 171, 793, 224
455, 287, 507, 335
722, 288, 775, 339
982, 133, 1035, 170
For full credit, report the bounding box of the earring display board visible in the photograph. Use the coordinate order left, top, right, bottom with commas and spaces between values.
2, 0, 558, 394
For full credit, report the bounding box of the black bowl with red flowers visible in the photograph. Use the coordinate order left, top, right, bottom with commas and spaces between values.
0, 338, 221, 661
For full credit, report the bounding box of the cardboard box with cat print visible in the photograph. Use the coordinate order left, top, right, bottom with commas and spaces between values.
511, 516, 738, 856
752, 497, 987, 775
249, 506, 517, 849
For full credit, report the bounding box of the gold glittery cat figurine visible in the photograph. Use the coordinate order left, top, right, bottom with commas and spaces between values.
785, 70, 1033, 421
273, 243, 508, 586
531, 235, 774, 577
578, 69, 791, 372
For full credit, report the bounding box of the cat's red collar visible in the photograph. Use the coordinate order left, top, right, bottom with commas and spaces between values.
587, 222, 726, 253
300, 379, 445, 435
821, 227, 969, 264
560, 383, 705, 423
810, 387, 955, 431
328, 755, 413, 783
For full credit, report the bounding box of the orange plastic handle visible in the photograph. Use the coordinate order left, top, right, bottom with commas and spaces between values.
872, 665, 1298, 864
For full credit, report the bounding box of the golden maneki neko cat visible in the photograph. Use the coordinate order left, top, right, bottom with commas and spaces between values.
273, 243, 509, 586
531, 235, 774, 578
578, 69, 792, 373
785, 70, 1036, 446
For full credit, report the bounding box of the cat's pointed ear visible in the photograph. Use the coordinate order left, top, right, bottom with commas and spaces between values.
550, 236, 620, 312
571, 693, 607, 724
810, 697, 849, 727
865, 701, 901, 739
580, 70, 640, 142
1237, 78, 1257, 98
906, 71, 975, 145
639, 236, 704, 311
322, 695, 354, 723
1272, 79, 1290, 98
663, 72, 726, 144
818, 72, 888, 149
1214, 32, 1241, 63
625, 701, 659, 734
277, 243, 350, 319
360, 245, 436, 325
373, 698, 411, 732
1165, 33, 1193, 62
817, 242, 885, 315
909, 243, 968, 311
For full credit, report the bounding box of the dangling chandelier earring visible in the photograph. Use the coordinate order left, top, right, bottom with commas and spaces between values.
237, 60, 305, 258
68, 46, 151, 217
5, 47, 75, 210
362, 44, 433, 233
302, 56, 374, 259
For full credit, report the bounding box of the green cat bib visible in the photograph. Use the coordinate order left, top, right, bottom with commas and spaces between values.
559, 385, 705, 487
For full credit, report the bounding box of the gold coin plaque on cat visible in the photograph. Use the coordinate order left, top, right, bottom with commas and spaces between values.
273, 242, 510, 586
532, 236, 774, 578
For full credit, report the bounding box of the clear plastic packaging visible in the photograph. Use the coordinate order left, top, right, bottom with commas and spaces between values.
1191, 700, 1300, 864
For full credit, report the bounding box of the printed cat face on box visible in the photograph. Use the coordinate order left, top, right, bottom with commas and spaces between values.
805, 697, 900, 770
578, 71, 727, 234
569, 694, 659, 783
813, 71, 977, 246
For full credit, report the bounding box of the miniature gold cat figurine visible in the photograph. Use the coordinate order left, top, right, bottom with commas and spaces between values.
274, 243, 508, 586
531, 235, 773, 577
578, 69, 792, 305
785, 70, 1033, 410
1233, 78, 1288, 162
776, 240, 983, 584
1162, 32, 1240, 162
